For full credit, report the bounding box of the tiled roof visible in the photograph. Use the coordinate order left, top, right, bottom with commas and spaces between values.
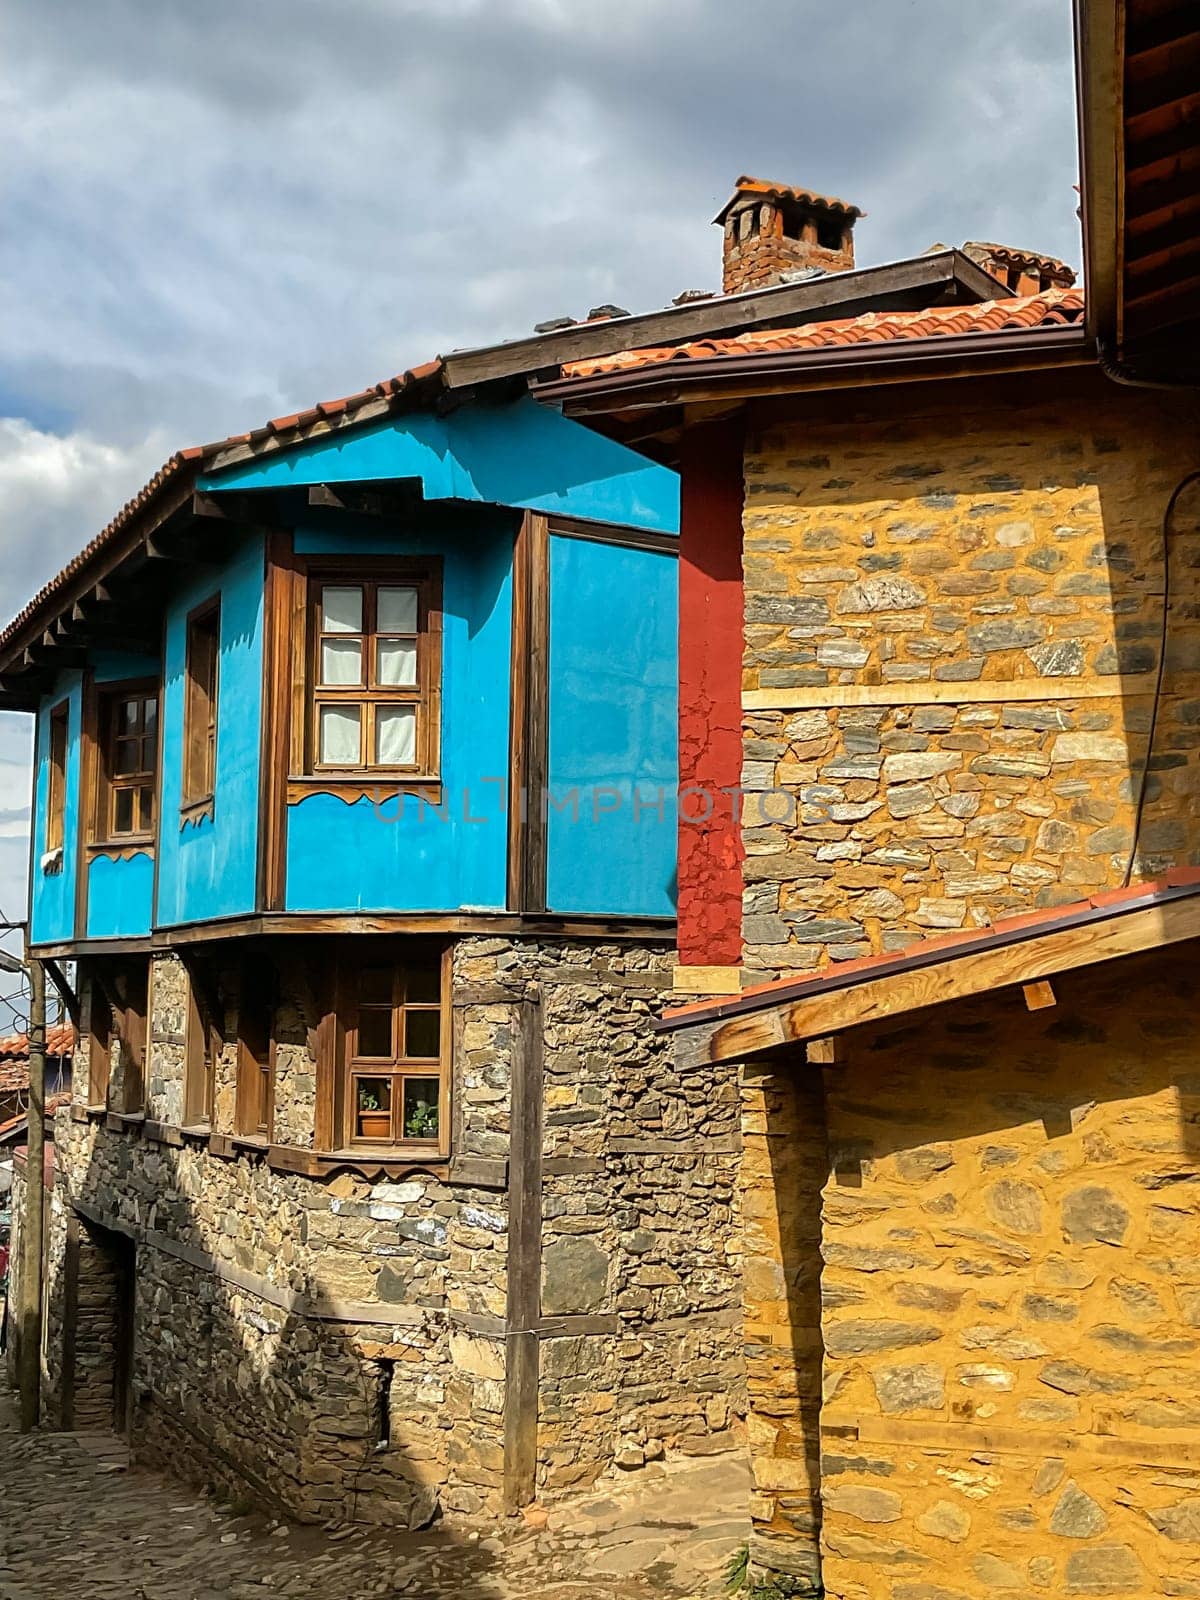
0, 361, 447, 658
963, 241, 1076, 282
663, 867, 1200, 1030
563, 288, 1086, 380
0, 1025, 76, 1094
713, 176, 864, 225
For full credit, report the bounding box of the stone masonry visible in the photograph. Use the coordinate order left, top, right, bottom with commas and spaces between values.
740, 945, 1200, 1598
23, 935, 744, 1526
739, 371, 1200, 974
725, 364, 1200, 1594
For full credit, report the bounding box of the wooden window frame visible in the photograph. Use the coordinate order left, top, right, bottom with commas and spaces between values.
87, 971, 112, 1109
327, 943, 451, 1157
92, 678, 160, 848
289, 557, 443, 798
235, 956, 276, 1140
182, 598, 220, 818
183, 971, 216, 1129
86, 957, 148, 1113
45, 699, 69, 858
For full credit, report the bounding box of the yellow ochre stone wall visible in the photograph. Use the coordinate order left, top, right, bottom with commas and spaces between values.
741, 945, 1200, 1598
740, 376, 1200, 975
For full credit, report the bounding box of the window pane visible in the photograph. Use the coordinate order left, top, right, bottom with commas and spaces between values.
321, 637, 363, 686
322, 586, 363, 634
118, 698, 139, 734
355, 1076, 392, 1141
404, 1009, 440, 1060
114, 738, 139, 776
136, 786, 154, 833
405, 961, 441, 1005
402, 1077, 440, 1141
319, 705, 361, 765
376, 638, 417, 687
378, 586, 418, 633
376, 705, 415, 766
113, 788, 134, 835
358, 967, 392, 1006
143, 697, 157, 736
356, 1007, 393, 1059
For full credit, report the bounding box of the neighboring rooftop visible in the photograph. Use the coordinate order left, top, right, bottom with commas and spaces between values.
560, 287, 1086, 379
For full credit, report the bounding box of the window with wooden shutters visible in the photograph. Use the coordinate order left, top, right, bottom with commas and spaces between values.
183, 600, 219, 811
335, 948, 449, 1152
305, 563, 441, 778
45, 699, 68, 856
97, 682, 158, 843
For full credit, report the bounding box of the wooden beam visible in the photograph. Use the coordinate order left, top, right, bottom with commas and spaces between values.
507, 511, 549, 914
503, 995, 543, 1511
676, 893, 1200, 1067
443, 254, 1002, 388
744, 673, 1158, 713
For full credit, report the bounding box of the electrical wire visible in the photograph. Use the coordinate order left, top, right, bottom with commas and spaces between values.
1124, 468, 1200, 888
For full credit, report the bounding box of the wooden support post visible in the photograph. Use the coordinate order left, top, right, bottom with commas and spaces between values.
503, 994, 544, 1511
507, 513, 549, 914
18, 955, 46, 1432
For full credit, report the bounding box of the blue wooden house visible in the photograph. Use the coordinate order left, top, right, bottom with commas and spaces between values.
7, 230, 967, 1512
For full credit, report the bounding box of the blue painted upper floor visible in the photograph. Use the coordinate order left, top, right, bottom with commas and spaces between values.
25, 394, 679, 947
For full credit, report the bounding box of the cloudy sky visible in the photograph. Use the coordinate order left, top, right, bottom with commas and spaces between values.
0, 0, 1081, 936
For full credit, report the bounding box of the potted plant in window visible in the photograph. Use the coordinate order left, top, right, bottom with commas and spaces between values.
405, 1098, 439, 1142
357, 1084, 391, 1142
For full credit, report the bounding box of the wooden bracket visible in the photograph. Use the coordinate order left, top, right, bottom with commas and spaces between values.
807, 1035, 845, 1067
1022, 980, 1057, 1011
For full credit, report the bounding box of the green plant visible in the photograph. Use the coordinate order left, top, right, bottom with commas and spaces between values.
405, 1098, 439, 1140
724, 1543, 750, 1594
357, 1085, 382, 1112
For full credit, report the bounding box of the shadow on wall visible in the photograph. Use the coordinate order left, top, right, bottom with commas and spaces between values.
39, 1066, 507, 1596
748, 938, 1200, 1593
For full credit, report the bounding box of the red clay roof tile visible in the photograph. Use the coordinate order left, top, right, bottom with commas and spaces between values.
561, 288, 1086, 380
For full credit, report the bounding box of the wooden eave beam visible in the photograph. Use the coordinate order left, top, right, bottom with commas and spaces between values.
1073, 0, 1123, 346
443, 253, 1008, 389
306, 480, 424, 518
674, 892, 1200, 1068
0, 475, 195, 678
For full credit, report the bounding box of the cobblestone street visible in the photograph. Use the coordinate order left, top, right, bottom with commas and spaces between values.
0, 1373, 749, 1600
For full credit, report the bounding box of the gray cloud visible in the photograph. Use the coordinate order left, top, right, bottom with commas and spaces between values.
0, 0, 1080, 915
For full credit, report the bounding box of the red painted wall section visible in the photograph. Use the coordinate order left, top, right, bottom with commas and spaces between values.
677, 418, 746, 967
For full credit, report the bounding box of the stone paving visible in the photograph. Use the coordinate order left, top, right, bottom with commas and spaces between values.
0, 1372, 750, 1600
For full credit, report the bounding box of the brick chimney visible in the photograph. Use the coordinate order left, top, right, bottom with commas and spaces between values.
715, 177, 863, 295
963, 241, 1077, 295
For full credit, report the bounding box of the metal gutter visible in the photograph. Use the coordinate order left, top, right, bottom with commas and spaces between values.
654, 876, 1200, 1034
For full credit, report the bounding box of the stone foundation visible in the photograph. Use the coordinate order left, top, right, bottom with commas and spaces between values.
27, 934, 744, 1523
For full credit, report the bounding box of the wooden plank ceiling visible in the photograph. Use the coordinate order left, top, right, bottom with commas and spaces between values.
1121, 0, 1200, 364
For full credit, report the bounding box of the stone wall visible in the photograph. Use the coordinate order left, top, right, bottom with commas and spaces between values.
36, 935, 743, 1522
739, 374, 1200, 974
740, 942, 1200, 1597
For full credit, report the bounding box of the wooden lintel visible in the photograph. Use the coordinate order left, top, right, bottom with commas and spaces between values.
743, 673, 1160, 713
677, 894, 1200, 1067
